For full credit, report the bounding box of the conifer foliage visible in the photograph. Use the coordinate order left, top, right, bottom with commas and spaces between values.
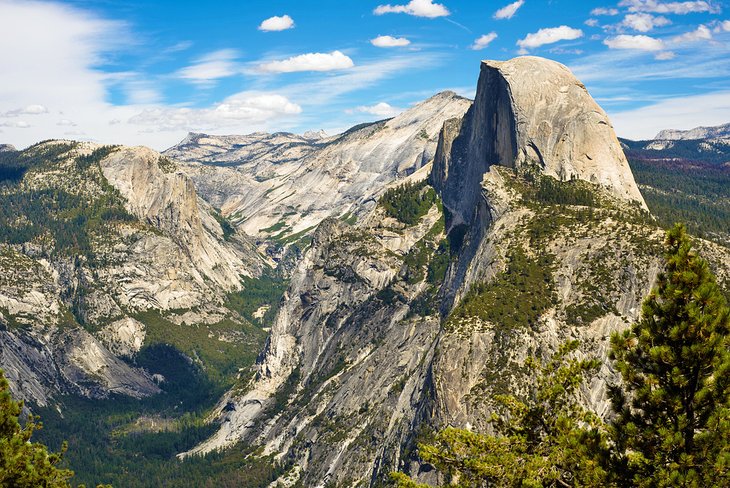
609, 223, 730, 486
0, 369, 75, 488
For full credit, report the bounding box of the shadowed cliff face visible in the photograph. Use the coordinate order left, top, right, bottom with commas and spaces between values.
432, 63, 516, 228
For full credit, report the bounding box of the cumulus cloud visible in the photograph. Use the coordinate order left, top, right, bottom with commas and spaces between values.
471, 33, 498, 50
348, 102, 403, 118
128, 93, 302, 131
374, 0, 450, 18
618, 0, 719, 15
2, 104, 49, 116
0, 121, 31, 128
585, 19, 600, 27
672, 25, 712, 43
371, 35, 411, 47
591, 7, 620, 15
715, 20, 730, 32
494, 0, 524, 20
517, 26, 583, 53
622, 13, 671, 32
257, 51, 354, 73
176, 49, 240, 85
604, 34, 665, 51
258, 15, 295, 32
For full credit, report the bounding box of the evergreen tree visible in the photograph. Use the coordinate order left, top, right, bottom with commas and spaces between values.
609, 223, 730, 487
0, 369, 74, 488
392, 341, 607, 487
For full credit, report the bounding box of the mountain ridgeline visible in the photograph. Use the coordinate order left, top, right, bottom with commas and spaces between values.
0, 57, 728, 487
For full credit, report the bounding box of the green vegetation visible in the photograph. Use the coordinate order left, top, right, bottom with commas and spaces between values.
210, 208, 235, 241
0, 146, 135, 258
564, 244, 621, 326
380, 180, 438, 225
339, 211, 358, 226
447, 248, 556, 331
392, 341, 606, 487
628, 157, 730, 244
34, 346, 287, 487
609, 224, 730, 486
75, 146, 119, 171
0, 369, 76, 488
134, 310, 267, 384
0, 142, 77, 183
395, 225, 730, 487
225, 269, 289, 327
260, 219, 287, 234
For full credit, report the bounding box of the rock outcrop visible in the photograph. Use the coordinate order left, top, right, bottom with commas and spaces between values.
655, 122, 730, 140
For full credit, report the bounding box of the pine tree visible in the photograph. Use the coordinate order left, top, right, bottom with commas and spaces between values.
609, 223, 730, 487
0, 369, 75, 488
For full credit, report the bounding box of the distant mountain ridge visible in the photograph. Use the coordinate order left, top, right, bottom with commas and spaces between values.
164, 91, 473, 247
655, 122, 730, 140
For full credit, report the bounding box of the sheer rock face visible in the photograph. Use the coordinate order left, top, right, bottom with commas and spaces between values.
433, 57, 646, 227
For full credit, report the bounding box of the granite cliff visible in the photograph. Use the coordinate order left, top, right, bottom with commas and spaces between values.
178, 58, 730, 487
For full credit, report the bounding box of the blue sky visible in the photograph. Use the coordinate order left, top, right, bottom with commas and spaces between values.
1, 0, 729, 149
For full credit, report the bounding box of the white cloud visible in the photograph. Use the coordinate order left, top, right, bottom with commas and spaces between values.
471, 33, 498, 50
0, 121, 31, 128
591, 7, 620, 15
494, 0, 524, 20
655, 51, 677, 59
123, 81, 162, 104
585, 19, 600, 27
128, 93, 302, 131
258, 15, 295, 32
371, 35, 411, 47
257, 51, 354, 73
604, 34, 665, 51
618, 0, 719, 15
672, 25, 712, 43
176, 49, 239, 85
517, 26, 583, 53
622, 13, 671, 32
714, 20, 730, 32
374, 0, 450, 18
348, 102, 403, 117
2, 104, 49, 116
609, 90, 730, 139
0, 0, 307, 149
